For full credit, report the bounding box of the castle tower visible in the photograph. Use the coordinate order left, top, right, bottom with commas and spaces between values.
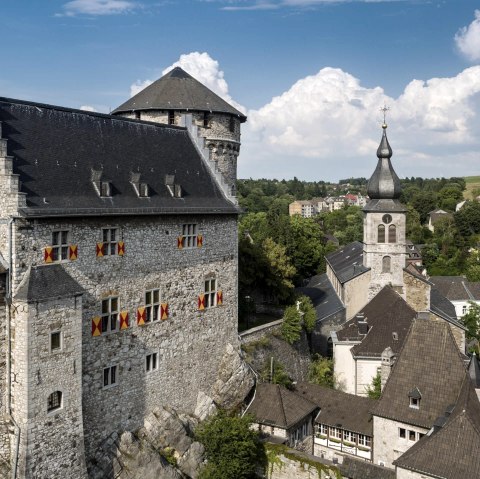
363, 123, 407, 299
112, 67, 247, 198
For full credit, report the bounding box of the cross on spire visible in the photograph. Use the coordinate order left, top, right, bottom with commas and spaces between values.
380, 103, 390, 128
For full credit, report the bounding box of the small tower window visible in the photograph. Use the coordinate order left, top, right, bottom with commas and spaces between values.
229, 116, 235, 133
378, 224, 385, 243
168, 110, 175, 125
203, 112, 210, 128
135, 111, 141, 120
47, 391, 62, 412
382, 256, 391, 273
388, 224, 396, 243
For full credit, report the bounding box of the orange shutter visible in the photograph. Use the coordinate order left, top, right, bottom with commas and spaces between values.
120, 311, 129, 330
177, 236, 184, 249
68, 245, 78, 261
92, 317, 101, 337
197, 234, 203, 247
216, 290, 223, 306
117, 241, 125, 256
96, 243, 104, 257
160, 303, 169, 320
137, 307, 146, 326
198, 294, 206, 311
44, 247, 53, 263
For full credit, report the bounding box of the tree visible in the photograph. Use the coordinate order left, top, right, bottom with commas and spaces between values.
261, 358, 293, 388
462, 302, 480, 349
298, 295, 317, 333
365, 373, 382, 399
281, 305, 302, 344
410, 190, 437, 224
307, 355, 334, 388
196, 411, 266, 479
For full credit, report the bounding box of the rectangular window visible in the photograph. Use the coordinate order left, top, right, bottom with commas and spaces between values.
399, 428, 406, 439
103, 365, 117, 388
329, 427, 341, 439
47, 391, 62, 412
101, 297, 119, 334
50, 331, 62, 352
358, 434, 371, 447
145, 352, 158, 372
168, 110, 175, 125
52, 230, 69, 261
102, 228, 118, 256
204, 278, 217, 308
145, 289, 160, 323
203, 112, 209, 128
100, 181, 111, 197
343, 431, 356, 443
409, 430, 416, 442
182, 224, 198, 248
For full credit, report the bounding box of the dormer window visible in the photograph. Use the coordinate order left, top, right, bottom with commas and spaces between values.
92, 169, 112, 198
100, 181, 112, 197
409, 387, 421, 409
139, 183, 149, 197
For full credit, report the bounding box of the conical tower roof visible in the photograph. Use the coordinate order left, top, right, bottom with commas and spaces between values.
112, 67, 246, 121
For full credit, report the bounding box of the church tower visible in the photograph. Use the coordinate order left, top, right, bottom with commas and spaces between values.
363, 123, 407, 299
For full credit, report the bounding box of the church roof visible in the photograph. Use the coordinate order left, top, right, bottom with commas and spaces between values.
336, 286, 416, 358
16, 264, 84, 302
394, 374, 480, 478
429, 288, 463, 329
325, 241, 370, 284
373, 319, 467, 429
112, 67, 247, 121
0, 97, 238, 217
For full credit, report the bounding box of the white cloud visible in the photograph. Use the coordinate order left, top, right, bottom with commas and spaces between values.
130, 79, 153, 97
455, 10, 480, 62
80, 105, 97, 112
60, 0, 139, 16
220, 0, 410, 10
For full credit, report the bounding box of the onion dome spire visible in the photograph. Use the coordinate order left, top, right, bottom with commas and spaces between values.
367, 122, 402, 200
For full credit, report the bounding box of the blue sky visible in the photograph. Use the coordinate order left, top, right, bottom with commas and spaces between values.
1, 0, 480, 181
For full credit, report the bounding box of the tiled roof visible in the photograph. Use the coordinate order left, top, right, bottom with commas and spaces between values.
0, 97, 238, 217
295, 382, 375, 436
340, 456, 396, 479
430, 288, 464, 329
296, 273, 344, 321
246, 383, 318, 430
15, 264, 84, 302
429, 275, 480, 302
112, 67, 246, 121
373, 319, 467, 429
336, 286, 415, 358
394, 375, 480, 478
325, 242, 369, 284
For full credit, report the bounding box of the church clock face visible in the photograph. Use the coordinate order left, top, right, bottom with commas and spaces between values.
382, 214, 392, 224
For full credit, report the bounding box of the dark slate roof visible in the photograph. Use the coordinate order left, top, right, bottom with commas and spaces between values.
373, 319, 467, 429
16, 265, 84, 302
112, 67, 246, 121
362, 198, 407, 213
246, 383, 318, 430
430, 288, 464, 329
429, 275, 480, 301
295, 382, 375, 436
296, 273, 344, 321
325, 242, 369, 284
394, 375, 480, 478
366, 126, 402, 200
340, 456, 395, 479
336, 286, 415, 358
0, 97, 238, 217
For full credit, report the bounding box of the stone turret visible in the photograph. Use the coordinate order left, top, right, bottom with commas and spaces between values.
112, 67, 246, 200
363, 124, 407, 299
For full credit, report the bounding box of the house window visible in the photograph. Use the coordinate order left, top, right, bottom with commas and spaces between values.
102, 228, 118, 255
316, 424, 327, 437
343, 431, 356, 443
101, 297, 119, 334
204, 278, 217, 308
145, 289, 160, 323
168, 110, 175, 125
329, 427, 341, 439
408, 430, 416, 441
135, 111, 141, 120
410, 397, 420, 409
388, 224, 396, 243
47, 391, 62, 412
182, 224, 198, 248
382, 256, 391, 273
378, 224, 385, 243
52, 230, 69, 261
103, 365, 117, 388
462, 305, 468, 315
100, 181, 112, 197
358, 434, 371, 448
399, 428, 406, 439
203, 112, 209, 128
145, 352, 158, 372
50, 331, 62, 352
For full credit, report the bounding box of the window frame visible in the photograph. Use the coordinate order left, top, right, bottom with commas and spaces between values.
408, 430, 416, 442
103, 365, 118, 389
102, 228, 119, 256
101, 296, 119, 334
357, 434, 371, 448
145, 352, 158, 373
182, 224, 198, 248
47, 391, 63, 413
388, 224, 397, 243
409, 397, 420, 409
382, 256, 391, 273
399, 428, 406, 439
204, 278, 217, 308
52, 230, 69, 262
50, 331, 62, 352
145, 289, 160, 323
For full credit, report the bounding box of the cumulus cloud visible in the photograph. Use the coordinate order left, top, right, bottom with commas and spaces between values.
455, 10, 480, 62
80, 105, 98, 112
130, 79, 154, 97
59, 0, 139, 16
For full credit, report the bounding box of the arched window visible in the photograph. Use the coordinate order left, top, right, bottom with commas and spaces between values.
388, 225, 396, 243
378, 224, 385, 243
47, 391, 62, 412
382, 256, 391, 273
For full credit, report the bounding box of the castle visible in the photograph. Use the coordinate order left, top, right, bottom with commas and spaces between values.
0, 67, 246, 478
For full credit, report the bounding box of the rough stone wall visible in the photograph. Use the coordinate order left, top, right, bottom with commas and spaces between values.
12, 297, 87, 478
0, 274, 7, 414
403, 271, 430, 311
240, 320, 283, 344
312, 308, 345, 357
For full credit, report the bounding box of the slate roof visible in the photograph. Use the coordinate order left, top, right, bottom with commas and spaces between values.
430, 288, 464, 329
335, 286, 415, 358
340, 456, 395, 479
362, 198, 407, 213
112, 67, 247, 121
373, 319, 467, 429
429, 275, 480, 301
16, 264, 84, 302
295, 382, 375, 436
246, 383, 318, 430
394, 375, 480, 478
325, 241, 369, 284
296, 273, 344, 322
0, 97, 238, 217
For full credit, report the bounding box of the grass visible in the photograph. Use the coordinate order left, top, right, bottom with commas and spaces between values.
464, 176, 480, 200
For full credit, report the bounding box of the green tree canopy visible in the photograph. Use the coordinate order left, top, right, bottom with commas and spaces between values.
307, 355, 334, 389
281, 305, 302, 344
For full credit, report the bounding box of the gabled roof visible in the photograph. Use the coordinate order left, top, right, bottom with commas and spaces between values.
246, 383, 318, 430
0, 97, 238, 216
15, 265, 84, 302
325, 241, 369, 284
295, 382, 375, 436
296, 273, 344, 322
336, 286, 415, 358
373, 319, 467, 429
112, 67, 246, 121
430, 288, 464, 329
429, 275, 480, 302
394, 374, 480, 478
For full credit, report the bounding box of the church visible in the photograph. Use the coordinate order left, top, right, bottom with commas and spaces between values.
0, 67, 246, 478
